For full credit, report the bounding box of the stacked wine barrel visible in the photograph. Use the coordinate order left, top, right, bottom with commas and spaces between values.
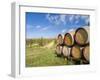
55, 27, 90, 65
56, 34, 63, 57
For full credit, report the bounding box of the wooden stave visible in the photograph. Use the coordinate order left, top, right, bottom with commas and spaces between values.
70, 45, 82, 61
84, 27, 90, 44
62, 46, 70, 58
64, 33, 74, 47
57, 34, 63, 45
74, 28, 88, 46
82, 45, 90, 64
55, 45, 63, 57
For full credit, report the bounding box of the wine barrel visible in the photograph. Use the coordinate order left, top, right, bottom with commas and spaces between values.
64, 33, 74, 47
84, 27, 90, 44
70, 45, 81, 60
56, 45, 63, 57
74, 28, 88, 46
62, 46, 70, 58
82, 45, 90, 63
57, 34, 63, 45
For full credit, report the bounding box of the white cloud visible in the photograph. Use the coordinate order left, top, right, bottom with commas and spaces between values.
27, 24, 33, 28
40, 27, 49, 31
81, 15, 89, 25
85, 17, 89, 25
81, 15, 88, 19
74, 15, 81, 24
75, 15, 80, 20
46, 14, 89, 26
68, 28, 74, 32
53, 16, 60, 25
26, 25, 34, 30
36, 25, 41, 29
46, 14, 60, 25
46, 14, 54, 23
46, 14, 67, 25
60, 15, 66, 25
75, 20, 79, 24
35, 24, 49, 31
61, 29, 66, 33
69, 15, 74, 22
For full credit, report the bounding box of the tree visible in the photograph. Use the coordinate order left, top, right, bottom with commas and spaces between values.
39, 37, 44, 46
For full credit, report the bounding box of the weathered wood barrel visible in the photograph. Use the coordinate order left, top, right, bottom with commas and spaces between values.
74, 28, 88, 46
56, 45, 63, 57
64, 33, 74, 47
57, 34, 63, 45
70, 45, 81, 60
62, 46, 70, 58
82, 45, 90, 64
84, 27, 90, 44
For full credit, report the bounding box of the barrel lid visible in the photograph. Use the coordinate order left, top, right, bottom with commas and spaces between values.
74, 27, 88, 46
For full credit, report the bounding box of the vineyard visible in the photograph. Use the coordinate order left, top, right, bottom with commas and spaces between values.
26, 38, 67, 67
26, 27, 90, 67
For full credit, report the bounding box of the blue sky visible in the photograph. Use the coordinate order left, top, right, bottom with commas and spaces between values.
26, 12, 90, 39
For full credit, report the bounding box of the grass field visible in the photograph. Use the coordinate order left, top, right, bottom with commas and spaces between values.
26, 40, 68, 67
25, 37, 84, 67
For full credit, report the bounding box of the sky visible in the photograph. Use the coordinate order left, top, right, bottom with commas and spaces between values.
26, 12, 90, 39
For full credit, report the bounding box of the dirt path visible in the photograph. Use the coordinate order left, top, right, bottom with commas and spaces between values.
43, 40, 55, 49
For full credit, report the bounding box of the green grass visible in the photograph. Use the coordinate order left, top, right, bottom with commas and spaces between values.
26, 46, 68, 67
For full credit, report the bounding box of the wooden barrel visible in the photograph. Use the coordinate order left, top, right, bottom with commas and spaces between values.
74, 28, 88, 46
62, 46, 70, 58
82, 45, 90, 63
56, 45, 63, 57
57, 34, 63, 45
84, 27, 90, 44
70, 45, 81, 60
64, 33, 74, 47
